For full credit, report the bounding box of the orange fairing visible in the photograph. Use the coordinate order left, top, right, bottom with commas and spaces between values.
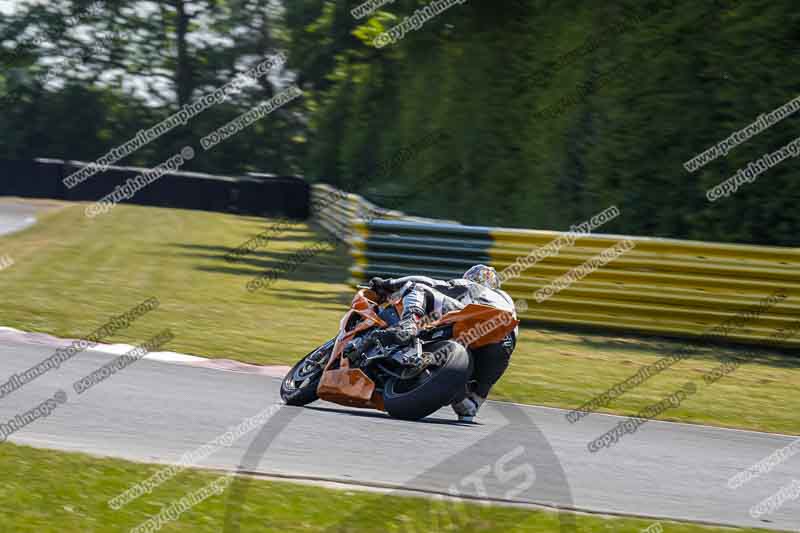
317, 289, 387, 410
447, 304, 519, 349
317, 368, 385, 411
316, 290, 518, 411
352, 288, 379, 309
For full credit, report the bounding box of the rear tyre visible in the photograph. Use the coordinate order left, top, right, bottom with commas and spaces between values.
280, 339, 334, 406
383, 340, 472, 421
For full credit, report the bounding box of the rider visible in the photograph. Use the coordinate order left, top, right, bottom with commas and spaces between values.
368, 265, 518, 422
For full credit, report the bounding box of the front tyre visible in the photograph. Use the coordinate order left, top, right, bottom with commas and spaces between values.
280, 339, 334, 406
383, 340, 472, 421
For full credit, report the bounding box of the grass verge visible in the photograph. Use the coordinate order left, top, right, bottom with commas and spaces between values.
0, 201, 797, 434
0, 441, 781, 532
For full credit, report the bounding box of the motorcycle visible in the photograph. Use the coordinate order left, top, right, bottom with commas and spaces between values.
280, 285, 519, 420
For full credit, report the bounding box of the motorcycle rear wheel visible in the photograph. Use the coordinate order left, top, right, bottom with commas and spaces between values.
383, 340, 472, 421
280, 339, 334, 406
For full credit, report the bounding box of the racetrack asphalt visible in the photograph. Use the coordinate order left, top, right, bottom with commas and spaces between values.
0, 335, 797, 531
0, 200, 796, 530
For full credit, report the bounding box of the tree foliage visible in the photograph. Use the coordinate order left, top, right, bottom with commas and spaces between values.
286, 0, 800, 246
1, 0, 798, 245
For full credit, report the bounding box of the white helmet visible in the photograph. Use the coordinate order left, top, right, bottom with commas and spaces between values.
463, 264, 500, 289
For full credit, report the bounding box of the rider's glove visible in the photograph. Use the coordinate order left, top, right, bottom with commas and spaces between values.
373, 318, 418, 347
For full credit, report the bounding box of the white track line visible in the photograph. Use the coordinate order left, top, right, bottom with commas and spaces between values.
2, 326, 797, 438
0, 326, 290, 377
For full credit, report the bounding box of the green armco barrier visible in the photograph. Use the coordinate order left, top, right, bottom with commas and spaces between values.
311, 184, 800, 348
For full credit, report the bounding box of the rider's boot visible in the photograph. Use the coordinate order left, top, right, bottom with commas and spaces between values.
451, 392, 486, 422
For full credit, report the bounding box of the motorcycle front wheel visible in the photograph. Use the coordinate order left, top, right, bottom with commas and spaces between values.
280, 339, 334, 406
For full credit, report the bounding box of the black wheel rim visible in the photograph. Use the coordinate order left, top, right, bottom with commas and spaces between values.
389, 365, 440, 395
285, 342, 332, 392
